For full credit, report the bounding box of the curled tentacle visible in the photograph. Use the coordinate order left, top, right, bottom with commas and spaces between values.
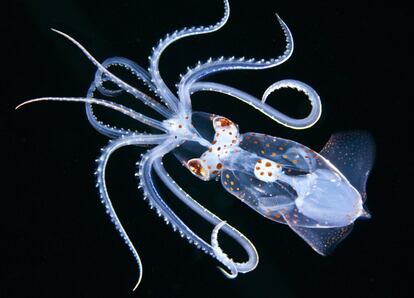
16, 97, 168, 133
177, 14, 294, 113
148, 0, 230, 113
51, 29, 172, 118
153, 159, 259, 274
261, 79, 321, 127
189, 81, 321, 129
138, 142, 258, 276
94, 134, 167, 291
211, 221, 238, 278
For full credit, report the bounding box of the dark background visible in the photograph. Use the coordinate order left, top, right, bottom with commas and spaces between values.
3, 0, 410, 297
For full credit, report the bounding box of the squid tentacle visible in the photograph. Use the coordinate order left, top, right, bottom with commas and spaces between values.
93, 56, 155, 97
85, 57, 165, 138
94, 134, 167, 291
137, 141, 214, 255
148, 0, 230, 113
139, 140, 257, 277
51, 29, 172, 118
190, 80, 322, 129
86, 83, 136, 138
211, 221, 238, 278
85, 57, 164, 138
15, 97, 168, 133
177, 14, 293, 113
153, 159, 259, 275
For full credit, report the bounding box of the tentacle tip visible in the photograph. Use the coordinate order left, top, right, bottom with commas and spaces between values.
216, 266, 238, 279
50, 28, 70, 39
15, 101, 31, 110
132, 275, 142, 292
50, 28, 61, 34
275, 13, 284, 23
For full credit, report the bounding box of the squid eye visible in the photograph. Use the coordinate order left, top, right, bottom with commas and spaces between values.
186, 158, 210, 180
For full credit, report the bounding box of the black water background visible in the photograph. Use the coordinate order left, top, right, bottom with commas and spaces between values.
3, 0, 410, 297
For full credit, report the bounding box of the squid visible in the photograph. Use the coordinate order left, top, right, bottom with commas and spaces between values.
17, 0, 374, 291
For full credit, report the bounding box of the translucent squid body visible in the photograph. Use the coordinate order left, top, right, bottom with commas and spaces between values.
17, 0, 375, 291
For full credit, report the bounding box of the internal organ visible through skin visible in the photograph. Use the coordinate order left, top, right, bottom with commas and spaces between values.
253, 158, 282, 183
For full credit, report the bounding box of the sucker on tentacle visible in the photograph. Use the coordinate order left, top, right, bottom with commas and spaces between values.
147, 0, 230, 113
15, 97, 167, 132
94, 134, 167, 291
211, 221, 238, 279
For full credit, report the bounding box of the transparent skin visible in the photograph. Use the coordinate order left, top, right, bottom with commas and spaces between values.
17, 0, 374, 291
176, 112, 373, 256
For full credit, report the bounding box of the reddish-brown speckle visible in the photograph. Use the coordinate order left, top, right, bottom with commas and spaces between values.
187, 160, 205, 177
217, 117, 232, 127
